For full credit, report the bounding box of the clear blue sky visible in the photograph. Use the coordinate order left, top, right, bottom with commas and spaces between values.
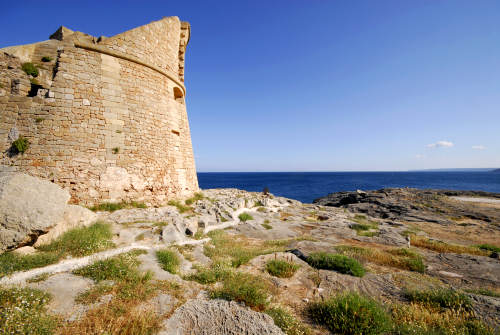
2, 0, 499, 171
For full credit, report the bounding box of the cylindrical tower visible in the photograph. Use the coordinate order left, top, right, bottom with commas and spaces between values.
0, 17, 198, 205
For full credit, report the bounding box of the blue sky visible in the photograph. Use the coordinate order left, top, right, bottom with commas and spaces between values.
2, 0, 499, 171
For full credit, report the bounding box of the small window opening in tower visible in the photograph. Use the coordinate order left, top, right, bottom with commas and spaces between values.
173, 87, 184, 104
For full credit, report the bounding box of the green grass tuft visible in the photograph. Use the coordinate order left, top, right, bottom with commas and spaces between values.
238, 212, 254, 222
306, 252, 366, 277
156, 249, 180, 274
41, 56, 53, 62
308, 292, 392, 335
266, 259, 300, 278
261, 223, 273, 230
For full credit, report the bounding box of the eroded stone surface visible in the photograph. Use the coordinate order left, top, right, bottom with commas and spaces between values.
160, 298, 285, 335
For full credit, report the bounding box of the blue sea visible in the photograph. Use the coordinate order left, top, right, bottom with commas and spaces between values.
197, 172, 500, 203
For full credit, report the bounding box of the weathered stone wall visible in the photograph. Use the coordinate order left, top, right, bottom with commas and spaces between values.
0, 17, 198, 205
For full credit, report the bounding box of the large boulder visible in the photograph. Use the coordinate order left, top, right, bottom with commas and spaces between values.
0, 172, 70, 252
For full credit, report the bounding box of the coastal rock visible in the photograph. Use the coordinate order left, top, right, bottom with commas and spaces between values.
0, 172, 70, 252
313, 188, 500, 224
159, 298, 284, 335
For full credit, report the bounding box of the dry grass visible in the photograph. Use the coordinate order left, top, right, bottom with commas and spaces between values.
404, 220, 500, 247
335, 245, 425, 273
409, 235, 488, 256
391, 303, 494, 335
204, 230, 287, 267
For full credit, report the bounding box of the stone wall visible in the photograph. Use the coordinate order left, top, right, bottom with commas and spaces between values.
0, 17, 198, 205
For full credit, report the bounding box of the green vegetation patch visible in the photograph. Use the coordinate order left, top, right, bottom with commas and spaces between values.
0, 222, 114, 277
335, 245, 425, 273
41, 56, 53, 62
350, 214, 379, 236
306, 252, 366, 277
73, 250, 147, 283
89, 201, 147, 212
266, 259, 300, 278
156, 249, 180, 274
238, 212, 254, 222
22, 62, 39, 77
209, 271, 271, 311
184, 260, 232, 284
404, 288, 472, 311
185, 192, 204, 205
265, 306, 309, 335
12, 136, 29, 154
0, 287, 57, 335
0, 251, 59, 278
307, 291, 392, 335
475, 243, 500, 253
167, 200, 192, 213
261, 223, 273, 230
38, 222, 114, 257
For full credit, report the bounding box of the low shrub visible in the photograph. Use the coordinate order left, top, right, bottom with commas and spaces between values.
265, 306, 309, 335
38, 222, 114, 257
307, 291, 392, 335
266, 259, 300, 278
22, 62, 38, 77
156, 249, 180, 274
404, 288, 472, 311
238, 212, 254, 222
41, 56, 53, 62
261, 223, 273, 230
306, 252, 366, 277
0, 287, 57, 334
465, 287, 500, 298
209, 272, 270, 311
12, 136, 29, 154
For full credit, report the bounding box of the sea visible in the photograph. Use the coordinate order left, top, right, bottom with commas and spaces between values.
197, 171, 500, 204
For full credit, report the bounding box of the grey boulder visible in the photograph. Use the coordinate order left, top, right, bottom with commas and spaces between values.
0, 172, 70, 252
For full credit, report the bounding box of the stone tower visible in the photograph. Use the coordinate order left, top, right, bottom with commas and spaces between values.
0, 17, 199, 205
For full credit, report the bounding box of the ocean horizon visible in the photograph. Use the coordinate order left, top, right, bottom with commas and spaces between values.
198, 171, 500, 203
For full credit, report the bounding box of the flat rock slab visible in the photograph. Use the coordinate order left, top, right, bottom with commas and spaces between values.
160, 298, 284, 335
27, 273, 93, 318
426, 253, 500, 287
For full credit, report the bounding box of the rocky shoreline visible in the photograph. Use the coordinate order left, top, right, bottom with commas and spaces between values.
1, 173, 499, 334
